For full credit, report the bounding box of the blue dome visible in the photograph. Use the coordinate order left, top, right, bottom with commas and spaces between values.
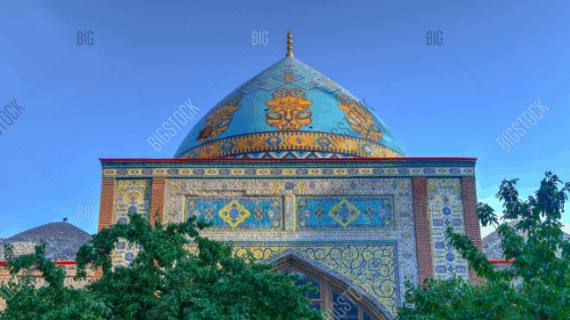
174, 56, 406, 159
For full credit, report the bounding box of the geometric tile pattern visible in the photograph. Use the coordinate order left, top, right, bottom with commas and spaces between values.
218, 200, 250, 227
112, 240, 144, 271
184, 241, 399, 318
112, 179, 151, 269
329, 199, 361, 226
227, 151, 354, 159
162, 176, 419, 316
427, 178, 469, 281
102, 166, 475, 178
177, 131, 403, 159
296, 195, 394, 231
184, 196, 283, 230
113, 179, 152, 224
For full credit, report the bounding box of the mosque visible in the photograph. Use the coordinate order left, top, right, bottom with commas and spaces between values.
1, 30, 482, 319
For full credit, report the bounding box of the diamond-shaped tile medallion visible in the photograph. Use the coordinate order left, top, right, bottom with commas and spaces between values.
219, 200, 250, 228
266, 136, 283, 147
221, 141, 235, 152
329, 199, 360, 227
316, 136, 332, 148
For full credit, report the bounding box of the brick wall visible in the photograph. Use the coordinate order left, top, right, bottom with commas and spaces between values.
94, 178, 116, 283
150, 178, 167, 228
461, 176, 484, 284
97, 178, 116, 233
412, 177, 433, 285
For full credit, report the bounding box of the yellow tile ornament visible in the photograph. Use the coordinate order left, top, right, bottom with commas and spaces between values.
218, 200, 251, 228
329, 199, 361, 227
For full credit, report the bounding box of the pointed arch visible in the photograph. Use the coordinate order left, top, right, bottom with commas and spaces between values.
262, 249, 393, 320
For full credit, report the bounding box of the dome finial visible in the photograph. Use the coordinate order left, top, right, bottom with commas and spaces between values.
286, 28, 293, 57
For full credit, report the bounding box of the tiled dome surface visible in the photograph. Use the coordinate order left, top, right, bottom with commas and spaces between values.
0, 222, 93, 261
175, 56, 405, 159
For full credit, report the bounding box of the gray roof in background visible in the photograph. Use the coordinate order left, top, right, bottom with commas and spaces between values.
0, 222, 93, 261
482, 219, 570, 261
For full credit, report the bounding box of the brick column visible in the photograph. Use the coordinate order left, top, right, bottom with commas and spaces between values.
97, 178, 116, 233
150, 178, 167, 228
412, 177, 433, 285
461, 176, 484, 284
96, 178, 116, 283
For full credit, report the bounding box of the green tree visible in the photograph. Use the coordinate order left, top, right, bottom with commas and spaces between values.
0, 240, 111, 320
1, 211, 324, 320
397, 171, 570, 320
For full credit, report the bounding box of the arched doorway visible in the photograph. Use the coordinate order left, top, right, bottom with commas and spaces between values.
274, 259, 387, 320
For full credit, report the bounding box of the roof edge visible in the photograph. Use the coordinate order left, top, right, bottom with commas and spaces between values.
100, 157, 477, 162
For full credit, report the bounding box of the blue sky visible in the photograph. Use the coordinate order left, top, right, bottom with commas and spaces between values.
0, 0, 569, 241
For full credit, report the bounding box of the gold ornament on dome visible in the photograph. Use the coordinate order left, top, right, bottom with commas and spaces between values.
286, 28, 293, 57
325, 78, 338, 89
265, 88, 313, 131
336, 94, 383, 143
196, 95, 243, 142
283, 73, 294, 82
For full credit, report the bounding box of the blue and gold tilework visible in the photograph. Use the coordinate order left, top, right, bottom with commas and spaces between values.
174, 56, 406, 159
177, 131, 402, 159
102, 166, 475, 178
109, 175, 429, 318
196, 95, 242, 143
336, 94, 383, 143
427, 178, 469, 281
184, 196, 283, 230
112, 179, 151, 269
265, 88, 313, 131
112, 240, 144, 270
185, 241, 399, 318
296, 195, 394, 231
162, 176, 418, 314
113, 179, 152, 224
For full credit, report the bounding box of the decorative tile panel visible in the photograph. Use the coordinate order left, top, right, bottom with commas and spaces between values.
103, 166, 475, 178
113, 179, 152, 223
184, 196, 283, 230
163, 176, 418, 312
427, 178, 469, 280
112, 179, 151, 269
185, 241, 399, 318
178, 131, 402, 159
296, 195, 394, 231
105, 175, 421, 318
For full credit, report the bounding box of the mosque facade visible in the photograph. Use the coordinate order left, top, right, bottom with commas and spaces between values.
2, 31, 483, 319
96, 31, 483, 320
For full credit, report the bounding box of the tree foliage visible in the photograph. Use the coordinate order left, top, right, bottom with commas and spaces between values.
397, 171, 570, 320
0, 240, 110, 320
1, 212, 324, 320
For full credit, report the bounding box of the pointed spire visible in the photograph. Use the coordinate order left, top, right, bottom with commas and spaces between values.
286, 28, 293, 57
